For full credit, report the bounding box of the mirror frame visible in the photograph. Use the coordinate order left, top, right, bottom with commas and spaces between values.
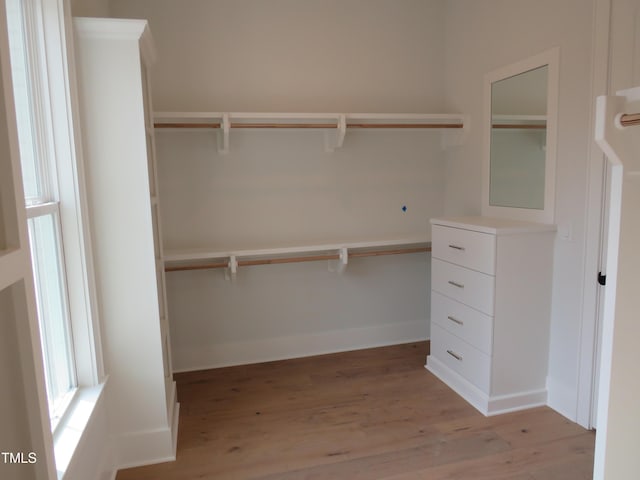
482, 47, 559, 224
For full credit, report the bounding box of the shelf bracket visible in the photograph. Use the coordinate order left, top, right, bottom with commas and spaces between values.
328, 247, 348, 274
596, 86, 640, 175
324, 114, 346, 153
218, 113, 230, 155
225, 254, 238, 281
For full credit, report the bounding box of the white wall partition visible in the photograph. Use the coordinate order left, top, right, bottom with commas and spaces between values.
74, 18, 178, 468
442, 0, 599, 424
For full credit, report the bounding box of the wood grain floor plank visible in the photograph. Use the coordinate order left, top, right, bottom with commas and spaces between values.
116, 342, 594, 480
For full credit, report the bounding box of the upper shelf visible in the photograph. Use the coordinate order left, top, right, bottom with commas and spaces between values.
154, 112, 469, 153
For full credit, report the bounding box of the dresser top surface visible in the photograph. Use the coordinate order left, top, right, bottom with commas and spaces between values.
430, 216, 557, 235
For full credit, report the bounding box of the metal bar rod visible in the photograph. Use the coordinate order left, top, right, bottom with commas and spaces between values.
492, 124, 546, 129
231, 123, 338, 129
165, 262, 228, 272
620, 113, 640, 127
154, 122, 221, 129
164, 246, 431, 272
347, 123, 463, 129
239, 254, 339, 266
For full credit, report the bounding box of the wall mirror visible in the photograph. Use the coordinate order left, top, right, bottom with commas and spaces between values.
482, 48, 559, 224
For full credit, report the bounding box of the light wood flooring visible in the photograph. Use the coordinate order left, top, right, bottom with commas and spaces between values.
117, 342, 595, 479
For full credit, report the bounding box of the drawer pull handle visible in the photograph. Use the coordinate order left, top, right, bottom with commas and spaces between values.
448, 244, 465, 251
447, 315, 464, 326
447, 349, 463, 361
448, 280, 464, 289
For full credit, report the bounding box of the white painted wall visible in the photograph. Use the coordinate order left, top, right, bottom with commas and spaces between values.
156, 129, 439, 370
70, 0, 110, 17
442, 0, 597, 421
111, 0, 448, 370
157, 130, 444, 250
110, 0, 446, 113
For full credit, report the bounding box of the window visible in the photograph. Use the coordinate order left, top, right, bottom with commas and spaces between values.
5, 0, 102, 429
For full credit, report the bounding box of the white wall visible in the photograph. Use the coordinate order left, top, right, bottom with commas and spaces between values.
442, 0, 597, 421
111, 0, 448, 370
157, 130, 445, 250
110, 0, 446, 112
70, 0, 110, 17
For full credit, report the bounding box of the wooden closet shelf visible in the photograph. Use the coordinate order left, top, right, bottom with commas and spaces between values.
164, 240, 431, 274
153, 112, 469, 153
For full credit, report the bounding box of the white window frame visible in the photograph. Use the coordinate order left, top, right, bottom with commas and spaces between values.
6, 0, 104, 430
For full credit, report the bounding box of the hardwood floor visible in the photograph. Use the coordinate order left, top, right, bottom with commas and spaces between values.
116, 342, 594, 479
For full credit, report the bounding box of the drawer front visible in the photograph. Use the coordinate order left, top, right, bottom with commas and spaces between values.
432, 225, 496, 275
431, 291, 493, 355
431, 258, 495, 316
430, 324, 491, 393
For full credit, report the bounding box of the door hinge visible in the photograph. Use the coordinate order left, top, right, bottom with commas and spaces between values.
598, 272, 607, 286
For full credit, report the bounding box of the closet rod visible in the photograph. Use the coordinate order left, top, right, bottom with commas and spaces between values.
164, 246, 431, 272
492, 124, 546, 129
347, 123, 463, 129
620, 113, 640, 127
156, 122, 221, 129
154, 122, 463, 129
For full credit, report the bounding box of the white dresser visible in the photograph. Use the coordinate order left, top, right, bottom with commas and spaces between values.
426, 216, 555, 415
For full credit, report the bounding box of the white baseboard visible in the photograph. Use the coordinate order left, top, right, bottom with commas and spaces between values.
546, 374, 579, 422
173, 319, 428, 372
426, 355, 547, 416
115, 421, 177, 470
486, 389, 548, 416
112, 391, 179, 473
426, 355, 491, 413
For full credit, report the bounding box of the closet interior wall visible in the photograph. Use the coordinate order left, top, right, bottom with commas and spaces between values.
111, 0, 604, 425
111, 0, 447, 371
443, 0, 599, 424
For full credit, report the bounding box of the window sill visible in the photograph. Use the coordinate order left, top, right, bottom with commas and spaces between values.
53, 379, 108, 479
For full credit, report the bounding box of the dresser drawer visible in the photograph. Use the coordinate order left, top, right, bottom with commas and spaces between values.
430, 324, 491, 392
432, 225, 496, 275
431, 258, 495, 316
431, 291, 493, 355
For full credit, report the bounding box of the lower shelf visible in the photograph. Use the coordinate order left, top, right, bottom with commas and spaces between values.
425, 354, 548, 416
164, 237, 431, 274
